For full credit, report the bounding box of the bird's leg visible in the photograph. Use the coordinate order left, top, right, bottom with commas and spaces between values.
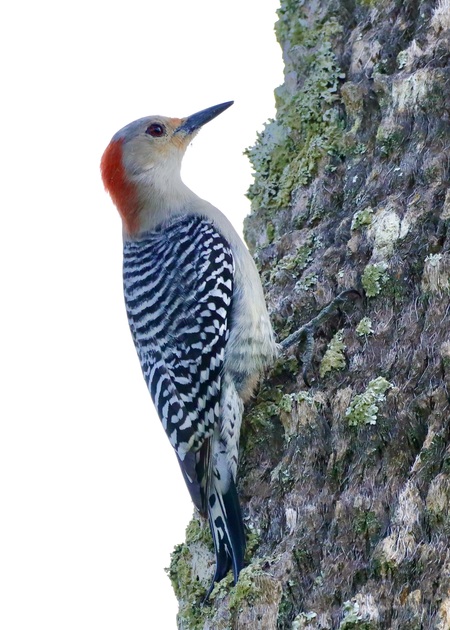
279, 289, 361, 385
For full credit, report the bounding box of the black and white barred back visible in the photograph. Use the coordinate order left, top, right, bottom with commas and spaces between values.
123, 214, 234, 496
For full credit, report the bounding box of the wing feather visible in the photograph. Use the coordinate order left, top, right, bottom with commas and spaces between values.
123, 215, 234, 511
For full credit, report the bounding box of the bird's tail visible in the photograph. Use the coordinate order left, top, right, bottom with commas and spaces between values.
205, 450, 246, 599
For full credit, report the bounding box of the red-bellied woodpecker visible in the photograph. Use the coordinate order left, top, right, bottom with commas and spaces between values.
101, 102, 278, 595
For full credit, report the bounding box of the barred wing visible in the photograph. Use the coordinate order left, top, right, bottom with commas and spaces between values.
123, 215, 234, 510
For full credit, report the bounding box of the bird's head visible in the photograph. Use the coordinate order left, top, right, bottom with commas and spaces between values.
101, 101, 233, 236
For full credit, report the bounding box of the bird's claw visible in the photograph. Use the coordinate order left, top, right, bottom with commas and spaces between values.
280, 289, 361, 385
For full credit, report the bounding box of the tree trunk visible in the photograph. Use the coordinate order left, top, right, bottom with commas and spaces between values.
168, 1, 450, 627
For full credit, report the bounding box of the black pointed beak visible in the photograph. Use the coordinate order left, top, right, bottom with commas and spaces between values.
175, 101, 234, 135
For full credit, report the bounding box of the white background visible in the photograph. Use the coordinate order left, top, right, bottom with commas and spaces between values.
1, 1, 283, 627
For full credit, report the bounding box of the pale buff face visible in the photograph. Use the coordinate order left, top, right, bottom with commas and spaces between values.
117, 115, 195, 178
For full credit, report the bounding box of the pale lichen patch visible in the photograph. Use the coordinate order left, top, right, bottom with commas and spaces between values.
292, 610, 318, 629
345, 377, 392, 426
392, 69, 431, 112
362, 262, 388, 297
351, 207, 373, 231
436, 594, 450, 630
442, 189, 450, 221
339, 593, 380, 629
367, 207, 402, 258
375, 532, 417, 573
356, 317, 374, 336
320, 330, 346, 378
421, 253, 450, 295
431, 0, 450, 32
393, 481, 423, 531
396, 39, 424, 72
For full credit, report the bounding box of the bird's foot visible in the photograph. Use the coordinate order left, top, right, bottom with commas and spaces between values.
279, 289, 361, 386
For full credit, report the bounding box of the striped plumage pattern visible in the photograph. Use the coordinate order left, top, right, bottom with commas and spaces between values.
123, 213, 234, 459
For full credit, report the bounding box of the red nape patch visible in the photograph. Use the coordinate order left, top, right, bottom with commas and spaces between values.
100, 139, 140, 235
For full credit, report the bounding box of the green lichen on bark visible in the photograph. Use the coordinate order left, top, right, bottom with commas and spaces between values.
351, 207, 373, 231
339, 600, 378, 629
361, 262, 388, 297
319, 330, 346, 378
356, 317, 374, 336
245, 7, 345, 211
345, 377, 393, 427
166, 517, 214, 629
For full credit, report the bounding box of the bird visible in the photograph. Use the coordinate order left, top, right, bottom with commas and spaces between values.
101, 101, 278, 596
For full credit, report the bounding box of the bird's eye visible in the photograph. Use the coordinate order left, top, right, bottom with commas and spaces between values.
145, 123, 166, 137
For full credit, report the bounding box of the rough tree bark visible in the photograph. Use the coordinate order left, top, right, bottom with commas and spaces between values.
168, 1, 450, 628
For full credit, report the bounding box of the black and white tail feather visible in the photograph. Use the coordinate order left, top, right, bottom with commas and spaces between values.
207, 436, 246, 597
123, 214, 246, 596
